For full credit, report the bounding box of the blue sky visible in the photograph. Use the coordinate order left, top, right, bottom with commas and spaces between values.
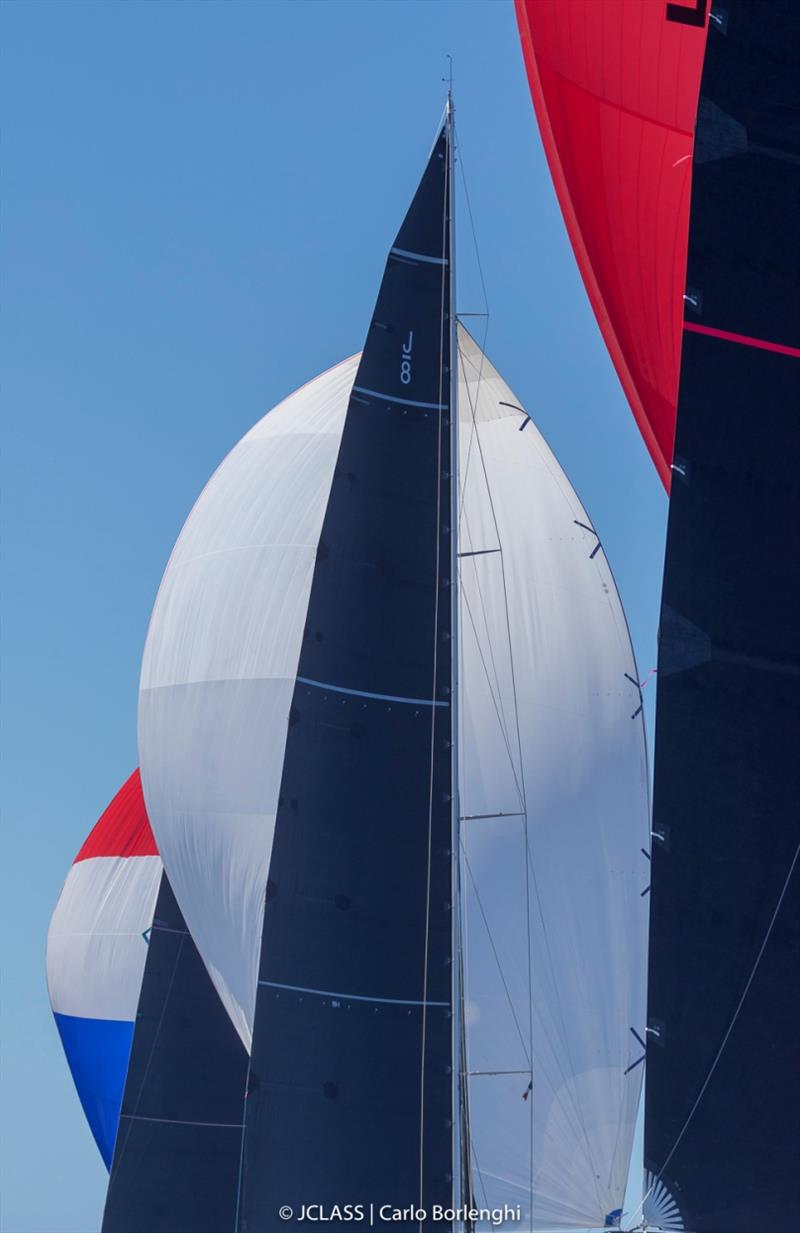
0, 3, 666, 1230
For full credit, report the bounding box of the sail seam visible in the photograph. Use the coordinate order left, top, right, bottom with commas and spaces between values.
390, 246, 449, 266
120, 1114, 244, 1129
295, 676, 448, 707
352, 384, 448, 410
258, 980, 449, 1007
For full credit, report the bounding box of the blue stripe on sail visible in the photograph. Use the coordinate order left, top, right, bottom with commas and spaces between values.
53, 1012, 134, 1169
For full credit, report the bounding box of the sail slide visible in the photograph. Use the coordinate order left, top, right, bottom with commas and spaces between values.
456, 328, 650, 1229
46, 771, 161, 1168
645, 5, 800, 1231
515, 0, 708, 489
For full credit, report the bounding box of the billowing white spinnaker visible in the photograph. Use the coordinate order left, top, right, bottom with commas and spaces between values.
138, 327, 649, 1225
456, 327, 649, 1229
138, 355, 359, 1049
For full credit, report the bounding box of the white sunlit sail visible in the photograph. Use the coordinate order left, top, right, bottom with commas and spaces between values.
105, 105, 651, 1232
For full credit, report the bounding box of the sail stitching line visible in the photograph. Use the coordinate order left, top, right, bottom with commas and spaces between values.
351, 384, 447, 411
108, 931, 187, 1182
631, 840, 800, 1228
120, 1114, 244, 1129
258, 980, 449, 1007
390, 245, 449, 266
296, 676, 448, 708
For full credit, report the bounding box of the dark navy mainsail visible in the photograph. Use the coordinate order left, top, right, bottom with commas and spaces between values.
102, 875, 248, 1233
646, 5, 800, 1231
238, 126, 454, 1231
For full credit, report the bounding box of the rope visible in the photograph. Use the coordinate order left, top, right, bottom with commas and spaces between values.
629, 841, 800, 1228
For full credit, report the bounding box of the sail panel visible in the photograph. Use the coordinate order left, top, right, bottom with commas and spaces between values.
457, 326, 650, 1229
46, 771, 161, 1168
515, 0, 709, 488
103, 875, 248, 1233
645, 5, 800, 1229
138, 354, 359, 1050
239, 126, 453, 1231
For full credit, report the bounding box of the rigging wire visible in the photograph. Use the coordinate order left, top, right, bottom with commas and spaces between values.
628, 840, 800, 1229
418, 107, 452, 1228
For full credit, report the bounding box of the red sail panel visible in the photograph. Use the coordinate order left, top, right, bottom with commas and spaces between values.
75, 769, 158, 862
515, 0, 708, 490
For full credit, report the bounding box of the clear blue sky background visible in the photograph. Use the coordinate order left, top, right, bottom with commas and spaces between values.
0, 3, 666, 1231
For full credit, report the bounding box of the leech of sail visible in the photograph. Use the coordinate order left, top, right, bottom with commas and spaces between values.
295, 677, 449, 707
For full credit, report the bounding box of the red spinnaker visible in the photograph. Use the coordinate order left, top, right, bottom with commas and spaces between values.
515, 0, 709, 489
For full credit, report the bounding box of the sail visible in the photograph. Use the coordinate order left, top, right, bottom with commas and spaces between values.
515, 0, 708, 488
46, 771, 161, 1167
139, 124, 454, 1227
103, 874, 248, 1233
456, 327, 650, 1229
645, 5, 800, 1230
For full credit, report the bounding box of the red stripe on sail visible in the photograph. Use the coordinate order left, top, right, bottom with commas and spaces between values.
75, 769, 158, 861
684, 321, 800, 360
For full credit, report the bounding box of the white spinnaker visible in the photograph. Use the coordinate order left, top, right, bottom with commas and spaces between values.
456, 326, 650, 1230
138, 330, 648, 1221
138, 355, 359, 1050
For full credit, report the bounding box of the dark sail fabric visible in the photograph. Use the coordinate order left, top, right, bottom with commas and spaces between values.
102, 875, 248, 1233
239, 128, 453, 1232
646, 5, 800, 1230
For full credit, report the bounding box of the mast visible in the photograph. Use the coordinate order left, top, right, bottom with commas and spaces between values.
446, 91, 466, 1230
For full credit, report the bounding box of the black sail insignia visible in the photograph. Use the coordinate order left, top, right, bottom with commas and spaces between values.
102, 875, 248, 1233
238, 127, 454, 1231
645, 5, 800, 1231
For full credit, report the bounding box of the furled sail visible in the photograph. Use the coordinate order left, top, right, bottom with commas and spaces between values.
46, 771, 161, 1168
139, 123, 455, 1227
645, 5, 800, 1231
515, 0, 709, 488
457, 328, 650, 1229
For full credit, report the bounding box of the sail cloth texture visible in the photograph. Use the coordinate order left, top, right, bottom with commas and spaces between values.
103, 874, 248, 1233
138, 353, 359, 1052
140, 124, 455, 1228
515, 0, 708, 489
456, 328, 650, 1229
645, 5, 800, 1230
137, 321, 648, 1228
46, 771, 162, 1167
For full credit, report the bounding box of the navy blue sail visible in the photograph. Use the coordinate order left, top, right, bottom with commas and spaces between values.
645, 4, 800, 1230
102, 875, 248, 1233
238, 126, 454, 1232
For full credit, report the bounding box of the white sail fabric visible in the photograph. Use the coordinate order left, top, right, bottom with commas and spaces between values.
138, 355, 359, 1050
138, 328, 647, 1220
456, 325, 650, 1229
